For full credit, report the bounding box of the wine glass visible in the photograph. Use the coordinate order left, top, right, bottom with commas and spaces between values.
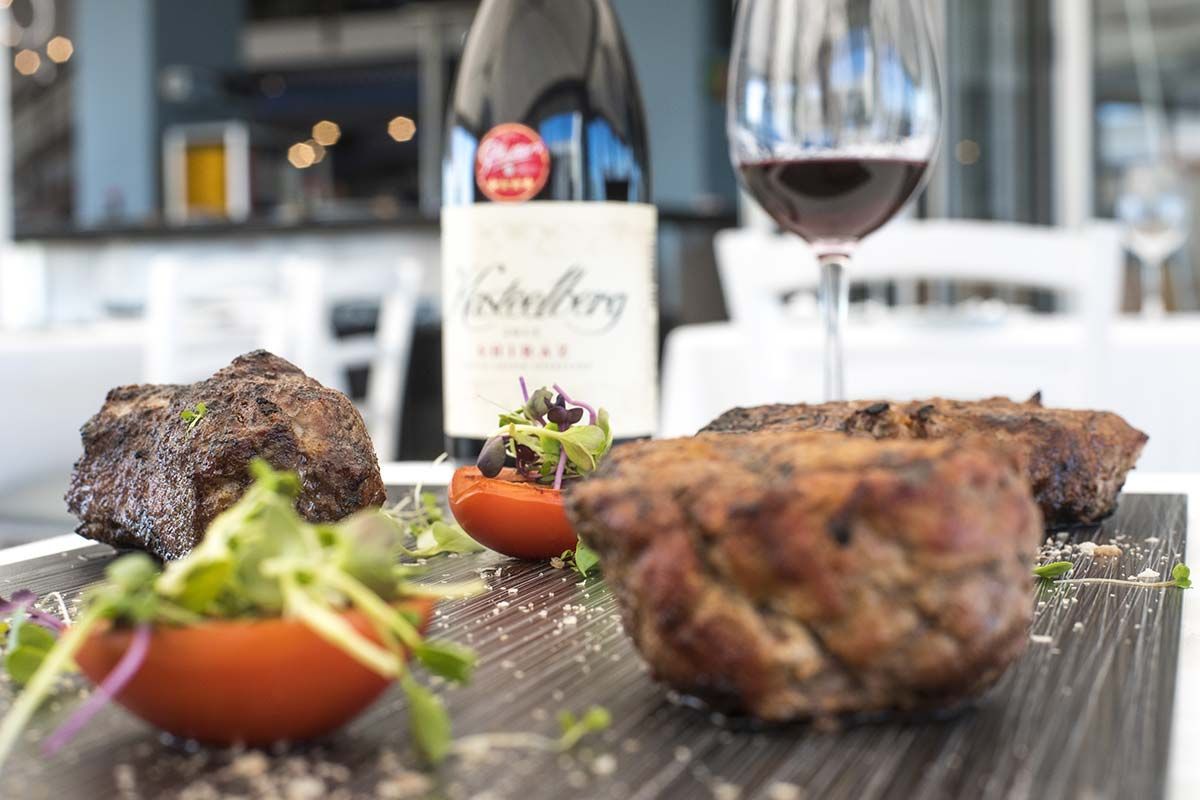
728, 0, 942, 400
1116, 162, 1190, 317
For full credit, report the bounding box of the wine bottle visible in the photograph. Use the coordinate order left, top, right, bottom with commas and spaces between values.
441, 0, 658, 460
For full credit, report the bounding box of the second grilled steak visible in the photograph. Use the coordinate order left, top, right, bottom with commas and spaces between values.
566, 432, 1042, 722
702, 395, 1147, 526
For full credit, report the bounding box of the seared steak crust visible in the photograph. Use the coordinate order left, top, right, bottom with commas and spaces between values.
566, 432, 1042, 721
702, 396, 1147, 526
66, 351, 386, 560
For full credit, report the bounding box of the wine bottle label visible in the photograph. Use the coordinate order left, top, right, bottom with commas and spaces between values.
475, 123, 551, 203
441, 201, 659, 439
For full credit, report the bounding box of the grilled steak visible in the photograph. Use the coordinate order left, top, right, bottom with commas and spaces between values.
702, 395, 1147, 526
566, 432, 1041, 721
67, 351, 387, 560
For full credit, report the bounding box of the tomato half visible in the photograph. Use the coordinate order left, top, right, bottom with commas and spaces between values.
74, 598, 434, 746
448, 466, 577, 560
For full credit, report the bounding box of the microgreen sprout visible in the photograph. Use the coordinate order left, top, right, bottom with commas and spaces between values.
180, 402, 209, 433
476, 377, 613, 491
560, 542, 601, 578
448, 705, 612, 759
1032, 561, 1073, 580
1034, 560, 1192, 590
556, 706, 612, 751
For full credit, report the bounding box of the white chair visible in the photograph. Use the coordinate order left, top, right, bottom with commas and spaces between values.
145, 246, 281, 385
266, 254, 423, 461
663, 220, 1126, 435
715, 219, 1123, 332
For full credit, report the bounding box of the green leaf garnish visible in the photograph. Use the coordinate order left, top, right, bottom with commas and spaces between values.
1033, 561, 1073, 579
403, 674, 453, 764
1173, 563, 1192, 589
2, 607, 56, 687
572, 542, 601, 577
179, 402, 208, 432
414, 640, 477, 684
556, 705, 611, 751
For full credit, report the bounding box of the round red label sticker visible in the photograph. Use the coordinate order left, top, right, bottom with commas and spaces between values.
475, 123, 551, 203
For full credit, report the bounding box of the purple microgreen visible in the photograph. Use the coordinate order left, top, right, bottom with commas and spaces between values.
0, 591, 65, 633
552, 443, 567, 491
42, 623, 152, 756
552, 384, 597, 426
518, 376, 530, 404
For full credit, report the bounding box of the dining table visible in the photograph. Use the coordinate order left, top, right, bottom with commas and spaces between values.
0, 462, 1195, 800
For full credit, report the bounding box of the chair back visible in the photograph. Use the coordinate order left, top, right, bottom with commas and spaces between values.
267, 252, 423, 461
144, 245, 280, 385
715, 219, 1124, 331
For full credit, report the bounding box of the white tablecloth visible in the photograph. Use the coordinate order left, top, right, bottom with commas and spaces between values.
662, 314, 1200, 472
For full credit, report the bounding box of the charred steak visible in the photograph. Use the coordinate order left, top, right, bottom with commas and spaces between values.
702, 395, 1147, 526
67, 351, 387, 560
566, 432, 1041, 721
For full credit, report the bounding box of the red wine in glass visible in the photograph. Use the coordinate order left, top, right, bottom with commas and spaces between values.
739, 157, 930, 247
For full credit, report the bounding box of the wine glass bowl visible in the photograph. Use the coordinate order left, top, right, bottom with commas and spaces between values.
727, 0, 943, 399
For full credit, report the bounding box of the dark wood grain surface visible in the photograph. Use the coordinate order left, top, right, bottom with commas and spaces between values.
0, 492, 1186, 800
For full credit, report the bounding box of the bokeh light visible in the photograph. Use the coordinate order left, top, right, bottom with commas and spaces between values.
46, 36, 73, 64
955, 139, 981, 166
13, 49, 40, 77
287, 142, 316, 169
305, 139, 326, 164
312, 120, 341, 147
387, 116, 416, 142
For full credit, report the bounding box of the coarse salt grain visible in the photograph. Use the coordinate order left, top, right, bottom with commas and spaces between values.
591, 754, 618, 776
712, 781, 742, 800
1137, 568, 1161, 582
766, 782, 804, 800
1078, 542, 1097, 556
1030, 634, 1054, 644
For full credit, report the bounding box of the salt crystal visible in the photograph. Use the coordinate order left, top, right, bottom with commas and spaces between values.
1030, 634, 1054, 644
591, 754, 618, 776
766, 782, 804, 800
1078, 541, 1098, 556
712, 781, 742, 800
1137, 568, 1161, 582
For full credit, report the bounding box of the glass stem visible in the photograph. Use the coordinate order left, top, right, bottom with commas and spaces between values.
819, 254, 850, 401
1141, 256, 1166, 317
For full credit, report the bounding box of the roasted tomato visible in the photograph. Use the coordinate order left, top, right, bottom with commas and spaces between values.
74, 598, 434, 746
448, 466, 577, 559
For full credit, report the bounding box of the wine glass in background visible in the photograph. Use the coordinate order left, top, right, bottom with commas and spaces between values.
728, 0, 942, 400
1116, 163, 1190, 317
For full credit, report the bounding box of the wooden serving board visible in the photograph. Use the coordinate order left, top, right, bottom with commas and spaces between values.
0, 492, 1186, 800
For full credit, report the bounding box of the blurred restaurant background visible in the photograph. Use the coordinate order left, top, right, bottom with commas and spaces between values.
1, 0, 1199, 543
